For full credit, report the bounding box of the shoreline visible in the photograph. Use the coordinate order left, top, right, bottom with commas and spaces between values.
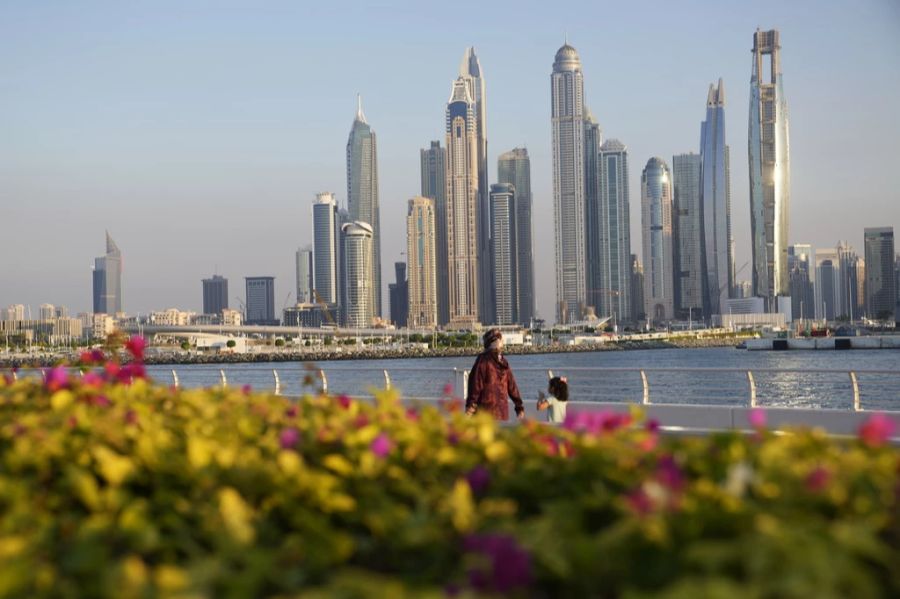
0, 337, 743, 368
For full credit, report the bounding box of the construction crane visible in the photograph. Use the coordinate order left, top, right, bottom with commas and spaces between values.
312, 289, 337, 328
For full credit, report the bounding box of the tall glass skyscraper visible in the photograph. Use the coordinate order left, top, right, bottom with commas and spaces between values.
551, 42, 586, 323
295, 247, 313, 305
641, 158, 675, 322
788, 244, 815, 322
406, 197, 437, 329
421, 141, 449, 325
92, 231, 123, 315
672, 153, 702, 320
245, 276, 276, 325
814, 249, 840, 321
596, 139, 632, 322
346, 95, 381, 318
583, 111, 602, 316
749, 29, 790, 310
312, 192, 339, 305
700, 79, 733, 317
497, 148, 535, 326
445, 77, 480, 328
864, 227, 896, 321
489, 183, 517, 325
457, 48, 491, 325
202, 275, 228, 315
341, 221, 374, 328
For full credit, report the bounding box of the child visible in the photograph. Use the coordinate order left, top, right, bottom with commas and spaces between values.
536, 376, 568, 423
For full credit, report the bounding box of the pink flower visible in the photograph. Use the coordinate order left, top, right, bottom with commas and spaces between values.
656, 454, 685, 492
371, 433, 393, 458
463, 534, 532, 593
805, 466, 830, 492
79, 351, 95, 365
563, 410, 631, 435
442, 382, 455, 396
858, 413, 896, 448
124, 335, 146, 361
82, 372, 103, 388
242, 384, 252, 395
92, 395, 111, 408
405, 407, 419, 422
645, 418, 660, 434
279, 427, 300, 450
626, 487, 653, 516
748, 408, 767, 430
338, 395, 352, 409
43, 366, 69, 391
104, 362, 121, 381
285, 405, 298, 418
124, 410, 139, 426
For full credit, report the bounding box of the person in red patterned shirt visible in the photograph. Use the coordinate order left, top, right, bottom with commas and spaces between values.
465, 328, 525, 420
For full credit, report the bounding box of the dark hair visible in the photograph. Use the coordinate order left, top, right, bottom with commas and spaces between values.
482, 328, 502, 350
548, 377, 568, 402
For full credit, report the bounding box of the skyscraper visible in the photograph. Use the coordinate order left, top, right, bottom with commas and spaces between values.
295, 247, 313, 305
202, 275, 228, 315
92, 231, 123, 315
406, 197, 438, 329
641, 158, 675, 322
457, 48, 491, 325
864, 227, 896, 321
749, 29, 791, 310
245, 276, 276, 325
837, 242, 862, 320
445, 76, 480, 328
389, 262, 408, 328
630, 254, 645, 324
341, 221, 374, 329
489, 183, 517, 325
583, 111, 602, 315
312, 192, 339, 305
672, 153, 703, 320
497, 148, 535, 326
596, 139, 632, 322
347, 96, 381, 317
421, 141, 449, 325
551, 42, 587, 323
700, 79, 733, 316
788, 244, 815, 321
814, 250, 840, 321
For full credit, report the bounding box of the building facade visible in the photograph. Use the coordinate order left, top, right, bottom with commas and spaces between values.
551, 43, 587, 323
836, 242, 863, 320
92, 231, 123, 315
748, 29, 791, 310
388, 262, 408, 328
641, 158, 675, 322
814, 250, 840, 321
295, 247, 313, 305
497, 147, 535, 326
700, 79, 734, 317
341, 221, 375, 329
420, 140, 449, 325
489, 184, 517, 325
312, 192, 339, 305
346, 95, 381, 317
630, 254, 645, 325
406, 197, 438, 329
595, 139, 632, 323
672, 153, 703, 320
788, 244, 815, 322
202, 275, 228, 315
864, 227, 896, 321
245, 276, 276, 325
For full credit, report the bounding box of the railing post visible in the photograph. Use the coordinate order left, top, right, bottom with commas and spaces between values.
548, 370, 554, 380
11, 370, 17, 381
318, 369, 328, 394
273, 369, 281, 395
383, 369, 391, 390
171, 369, 179, 388
747, 371, 757, 408
219, 369, 227, 387
640, 370, 649, 405
463, 370, 469, 400
849, 371, 860, 411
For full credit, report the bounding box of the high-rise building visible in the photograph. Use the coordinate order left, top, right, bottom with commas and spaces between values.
39, 304, 55, 321
92, 231, 123, 315
389, 262, 409, 328
341, 221, 374, 329
551, 42, 587, 323
700, 79, 734, 316
489, 184, 517, 325
595, 139, 632, 322
346, 96, 381, 317
864, 227, 896, 321
202, 275, 228, 315
497, 148, 535, 326
788, 244, 815, 321
836, 242, 863, 320
407, 196, 438, 329
672, 153, 703, 320
641, 158, 675, 322
312, 192, 339, 305
445, 76, 480, 328
420, 141, 449, 325
583, 111, 602, 316
814, 250, 840, 321
295, 247, 313, 305
457, 48, 491, 326
630, 255, 645, 324
245, 276, 276, 325
749, 29, 791, 310
2, 305, 26, 321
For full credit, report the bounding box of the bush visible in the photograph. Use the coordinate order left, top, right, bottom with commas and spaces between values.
0, 353, 898, 597
226, 340, 236, 348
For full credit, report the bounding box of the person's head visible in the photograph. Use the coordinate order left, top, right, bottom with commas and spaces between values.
548, 376, 568, 402
483, 328, 503, 352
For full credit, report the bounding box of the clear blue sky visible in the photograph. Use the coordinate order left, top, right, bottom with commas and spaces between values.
2, 0, 899, 322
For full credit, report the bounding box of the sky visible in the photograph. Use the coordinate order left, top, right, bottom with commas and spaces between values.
2, 0, 899, 323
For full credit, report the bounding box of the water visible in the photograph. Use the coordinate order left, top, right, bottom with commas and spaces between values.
145, 348, 900, 411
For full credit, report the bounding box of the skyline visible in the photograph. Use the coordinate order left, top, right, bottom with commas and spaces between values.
2, 1, 900, 321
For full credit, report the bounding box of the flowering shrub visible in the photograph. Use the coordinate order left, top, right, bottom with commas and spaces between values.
0, 340, 898, 597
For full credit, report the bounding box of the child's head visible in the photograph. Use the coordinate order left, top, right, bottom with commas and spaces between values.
548, 376, 568, 402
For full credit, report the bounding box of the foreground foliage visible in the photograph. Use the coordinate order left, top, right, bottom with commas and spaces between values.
0, 350, 898, 597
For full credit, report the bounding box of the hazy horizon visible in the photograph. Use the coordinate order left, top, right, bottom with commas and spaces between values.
2, 0, 899, 323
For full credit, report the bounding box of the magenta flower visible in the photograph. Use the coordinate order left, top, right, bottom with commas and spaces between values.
241, 384, 252, 395
124, 335, 147, 361
748, 408, 767, 430
82, 372, 103, 388
371, 433, 393, 458
405, 407, 419, 422
626, 487, 654, 516
92, 395, 111, 408
466, 465, 491, 495
44, 366, 69, 391
805, 466, 830, 492
656, 454, 685, 492
563, 410, 631, 435
442, 382, 455, 396
463, 533, 532, 593
285, 405, 298, 418
338, 395, 352, 409
645, 418, 660, 433
858, 413, 896, 448
279, 427, 300, 450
